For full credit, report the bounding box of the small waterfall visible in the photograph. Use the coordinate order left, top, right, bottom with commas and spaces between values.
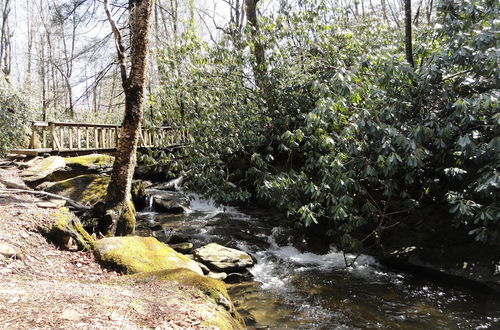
144, 194, 154, 212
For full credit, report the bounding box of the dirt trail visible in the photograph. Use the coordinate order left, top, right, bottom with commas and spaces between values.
0, 165, 214, 329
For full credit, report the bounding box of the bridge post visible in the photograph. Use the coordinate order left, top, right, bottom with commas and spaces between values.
50, 122, 61, 151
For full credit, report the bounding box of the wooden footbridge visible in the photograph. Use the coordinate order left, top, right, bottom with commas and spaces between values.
10, 121, 190, 156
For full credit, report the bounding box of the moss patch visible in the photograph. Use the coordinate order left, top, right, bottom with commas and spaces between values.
20, 156, 66, 182
44, 207, 95, 250
45, 174, 110, 205
94, 236, 203, 275
65, 154, 114, 169
129, 269, 245, 329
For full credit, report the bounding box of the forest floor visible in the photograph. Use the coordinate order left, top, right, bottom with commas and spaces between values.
0, 165, 216, 329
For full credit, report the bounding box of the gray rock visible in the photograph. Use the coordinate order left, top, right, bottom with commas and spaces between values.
170, 242, 193, 254
193, 243, 254, 272
147, 189, 190, 213
224, 271, 254, 284
151, 176, 184, 191
20, 156, 65, 182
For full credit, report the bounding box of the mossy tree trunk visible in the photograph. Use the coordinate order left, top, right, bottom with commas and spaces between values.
102, 0, 155, 236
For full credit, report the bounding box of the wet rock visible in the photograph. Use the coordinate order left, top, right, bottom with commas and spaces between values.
95, 236, 203, 275
151, 176, 184, 191
153, 230, 191, 245
170, 242, 193, 254
197, 262, 210, 275
146, 221, 163, 231
224, 271, 254, 284
194, 243, 254, 272
148, 189, 190, 213
383, 244, 500, 292
131, 180, 147, 209
20, 156, 65, 182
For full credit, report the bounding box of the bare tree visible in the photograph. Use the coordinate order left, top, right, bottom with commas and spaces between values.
0, 0, 12, 80
404, 0, 414, 67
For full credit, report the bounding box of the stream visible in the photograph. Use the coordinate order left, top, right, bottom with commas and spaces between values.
136, 194, 500, 329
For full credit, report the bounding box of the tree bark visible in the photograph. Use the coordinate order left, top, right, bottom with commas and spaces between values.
103, 0, 155, 236
404, 0, 414, 67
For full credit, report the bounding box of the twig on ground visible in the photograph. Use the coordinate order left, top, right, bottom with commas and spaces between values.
0, 189, 91, 210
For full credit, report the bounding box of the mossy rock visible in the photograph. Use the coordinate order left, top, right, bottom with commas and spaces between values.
43, 207, 95, 250
44, 174, 109, 205
20, 156, 66, 182
95, 236, 204, 275
130, 269, 245, 329
65, 154, 115, 170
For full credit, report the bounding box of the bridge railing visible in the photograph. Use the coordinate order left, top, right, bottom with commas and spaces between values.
27, 121, 190, 152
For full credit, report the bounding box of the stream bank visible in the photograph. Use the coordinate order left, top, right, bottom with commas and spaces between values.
3, 154, 499, 329
0, 158, 245, 329
136, 193, 500, 329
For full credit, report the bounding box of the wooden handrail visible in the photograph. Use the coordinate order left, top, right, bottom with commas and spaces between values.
27, 121, 189, 152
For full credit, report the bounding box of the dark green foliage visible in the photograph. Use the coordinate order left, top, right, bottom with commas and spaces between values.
0, 79, 33, 156
154, 0, 499, 248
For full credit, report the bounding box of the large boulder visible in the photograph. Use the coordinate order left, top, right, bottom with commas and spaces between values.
193, 243, 254, 272
148, 189, 190, 213
95, 236, 203, 275
20, 156, 65, 182
43, 154, 114, 182
65, 154, 114, 170
43, 174, 109, 205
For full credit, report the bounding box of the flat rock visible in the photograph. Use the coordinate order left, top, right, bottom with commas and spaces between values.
147, 189, 190, 213
44, 174, 109, 205
225, 271, 254, 284
36, 199, 66, 208
207, 272, 227, 280
20, 156, 65, 182
64, 154, 114, 170
0, 242, 20, 259
95, 236, 203, 275
193, 243, 254, 272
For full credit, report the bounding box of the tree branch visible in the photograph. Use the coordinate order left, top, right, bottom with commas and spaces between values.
0, 189, 92, 210
103, 0, 128, 88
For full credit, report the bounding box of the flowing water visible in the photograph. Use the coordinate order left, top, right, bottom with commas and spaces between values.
136, 195, 500, 329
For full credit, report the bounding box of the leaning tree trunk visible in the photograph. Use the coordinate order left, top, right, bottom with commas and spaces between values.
103, 0, 155, 236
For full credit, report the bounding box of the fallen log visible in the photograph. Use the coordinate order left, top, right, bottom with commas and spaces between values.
0, 188, 92, 210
